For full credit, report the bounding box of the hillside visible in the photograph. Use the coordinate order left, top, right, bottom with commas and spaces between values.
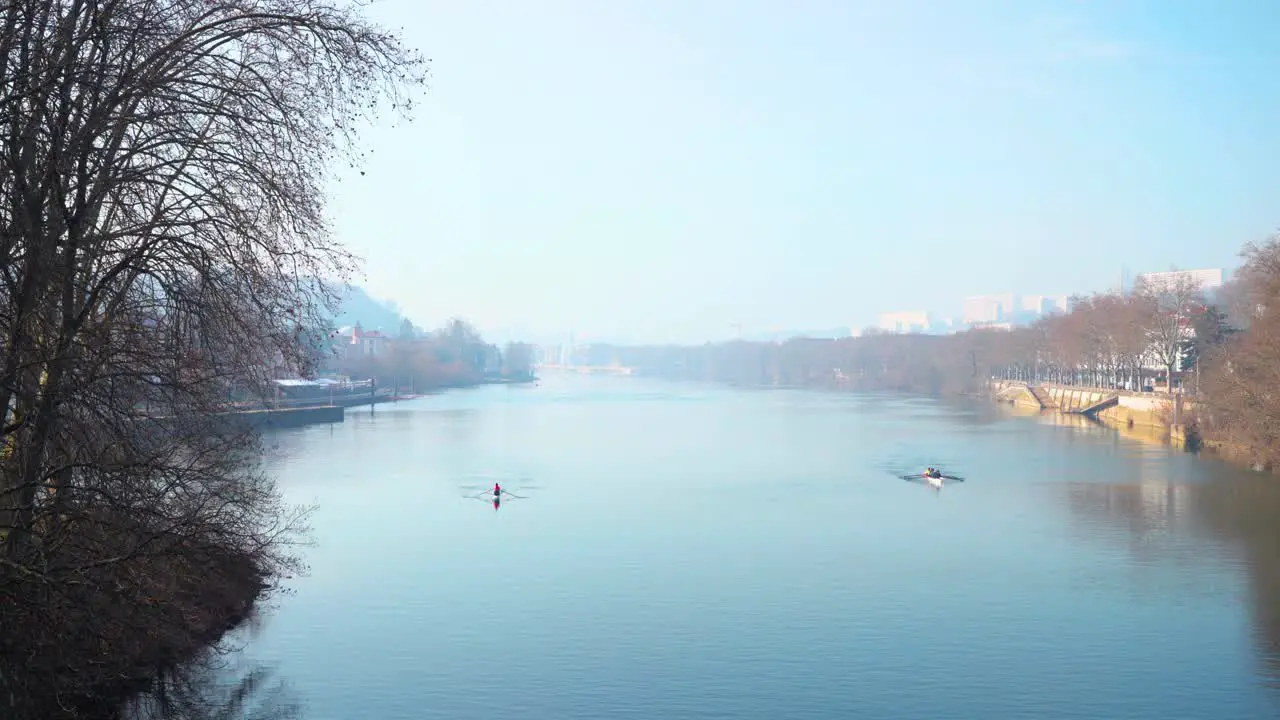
331, 285, 406, 334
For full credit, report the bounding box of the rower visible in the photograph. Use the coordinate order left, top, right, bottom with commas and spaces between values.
494, 482, 502, 497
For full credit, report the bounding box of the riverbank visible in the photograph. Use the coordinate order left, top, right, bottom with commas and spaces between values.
98, 377, 531, 713
2, 519, 272, 719
985, 380, 1268, 470
237, 375, 539, 431
991, 379, 1189, 435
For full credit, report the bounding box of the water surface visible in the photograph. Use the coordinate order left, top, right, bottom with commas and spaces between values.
238, 374, 1280, 719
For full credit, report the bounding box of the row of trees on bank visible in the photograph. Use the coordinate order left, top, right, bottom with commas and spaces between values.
0, 0, 422, 716
1200, 240, 1280, 466
324, 317, 535, 392
945, 273, 1234, 393
596, 238, 1280, 467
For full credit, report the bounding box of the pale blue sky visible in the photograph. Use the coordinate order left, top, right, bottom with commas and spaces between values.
328, 0, 1280, 344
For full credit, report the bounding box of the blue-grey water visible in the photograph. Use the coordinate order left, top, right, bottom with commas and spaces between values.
228, 373, 1280, 719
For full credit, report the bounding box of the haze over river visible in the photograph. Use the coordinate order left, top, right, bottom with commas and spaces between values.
232, 373, 1280, 719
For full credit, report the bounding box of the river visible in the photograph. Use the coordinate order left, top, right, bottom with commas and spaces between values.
201, 373, 1280, 719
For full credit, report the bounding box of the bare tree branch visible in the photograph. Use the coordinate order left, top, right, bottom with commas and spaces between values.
0, 0, 426, 715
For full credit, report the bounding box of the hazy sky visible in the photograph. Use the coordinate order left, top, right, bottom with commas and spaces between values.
327, 0, 1280, 345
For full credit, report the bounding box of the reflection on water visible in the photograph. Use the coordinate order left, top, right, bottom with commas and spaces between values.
854, 392, 1009, 428
208, 377, 1280, 718
124, 666, 300, 720
1035, 409, 1172, 448
123, 635, 302, 720
1191, 472, 1280, 688
1055, 447, 1280, 691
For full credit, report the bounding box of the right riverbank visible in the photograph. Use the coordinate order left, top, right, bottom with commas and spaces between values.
987, 380, 1265, 470
990, 380, 1179, 431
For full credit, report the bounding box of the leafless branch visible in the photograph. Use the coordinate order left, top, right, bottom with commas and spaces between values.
0, 0, 425, 715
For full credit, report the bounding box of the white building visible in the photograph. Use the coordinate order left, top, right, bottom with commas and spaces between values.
331, 324, 387, 357
1134, 268, 1224, 294
963, 294, 1015, 325
1018, 295, 1046, 314
877, 310, 931, 334
1018, 294, 1070, 316
961, 293, 1069, 327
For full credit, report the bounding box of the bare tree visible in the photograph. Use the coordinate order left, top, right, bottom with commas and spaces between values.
1216, 272, 1258, 331
1111, 293, 1154, 390
1226, 235, 1280, 325
1074, 295, 1111, 387
502, 341, 536, 380
1044, 310, 1084, 384
1133, 271, 1206, 392
0, 0, 425, 715
1202, 237, 1280, 466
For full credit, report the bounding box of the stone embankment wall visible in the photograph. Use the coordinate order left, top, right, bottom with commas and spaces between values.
988, 381, 1270, 467
989, 380, 1187, 439
1093, 394, 1171, 432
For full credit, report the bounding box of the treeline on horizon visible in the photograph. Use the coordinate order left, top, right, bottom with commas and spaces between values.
320, 316, 536, 392
592, 238, 1280, 467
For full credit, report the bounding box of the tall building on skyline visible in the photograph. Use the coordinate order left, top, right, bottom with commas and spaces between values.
962, 294, 1015, 325
1015, 294, 1070, 318
954, 292, 1069, 329
1018, 295, 1048, 316
864, 264, 1229, 342
877, 310, 931, 334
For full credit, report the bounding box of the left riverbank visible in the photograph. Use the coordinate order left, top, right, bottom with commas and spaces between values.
3, 513, 278, 718
237, 375, 538, 430
102, 376, 533, 714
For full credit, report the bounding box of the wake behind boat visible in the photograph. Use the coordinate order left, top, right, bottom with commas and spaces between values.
463, 482, 531, 505
897, 466, 965, 491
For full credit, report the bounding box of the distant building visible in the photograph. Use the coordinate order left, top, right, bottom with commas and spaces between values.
877, 310, 931, 334
1134, 268, 1224, 294
963, 296, 1001, 324
1018, 295, 1046, 314
932, 317, 957, 334
533, 344, 560, 365
331, 323, 387, 358
1009, 294, 1070, 324
1019, 295, 1065, 315
962, 294, 1015, 325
